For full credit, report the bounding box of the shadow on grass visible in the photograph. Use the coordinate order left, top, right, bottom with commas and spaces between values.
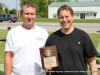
0, 71, 4, 75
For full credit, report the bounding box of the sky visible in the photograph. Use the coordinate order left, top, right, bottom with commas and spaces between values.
0, 0, 20, 10
0, 0, 97, 10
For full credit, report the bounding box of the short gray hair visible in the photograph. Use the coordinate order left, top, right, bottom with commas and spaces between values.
20, 2, 36, 14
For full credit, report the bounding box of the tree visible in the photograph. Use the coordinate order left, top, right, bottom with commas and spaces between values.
0, 3, 3, 14
39, 0, 48, 17
9, 9, 17, 14
54, 0, 71, 2
66, 0, 71, 2
0, 3, 7, 14
20, 0, 48, 18
20, 0, 40, 15
48, 0, 53, 5
56, 0, 63, 2
5, 7, 9, 14
74, 0, 78, 2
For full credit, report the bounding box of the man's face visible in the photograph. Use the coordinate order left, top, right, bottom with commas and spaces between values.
21, 6, 36, 29
58, 10, 74, 30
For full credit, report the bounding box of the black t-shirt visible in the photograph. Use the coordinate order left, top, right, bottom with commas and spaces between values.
45, 28, 98, 75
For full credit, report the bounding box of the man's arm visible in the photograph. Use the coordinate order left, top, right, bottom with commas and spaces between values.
87, 57, 98, 75
4, 51, 13, 75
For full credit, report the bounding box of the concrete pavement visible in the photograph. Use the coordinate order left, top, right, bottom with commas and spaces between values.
0, 22, 100, 33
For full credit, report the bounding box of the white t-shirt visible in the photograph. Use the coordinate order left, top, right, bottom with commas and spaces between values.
5, 25, 48, 75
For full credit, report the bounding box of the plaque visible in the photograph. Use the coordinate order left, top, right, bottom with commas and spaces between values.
39, 45, 59, 69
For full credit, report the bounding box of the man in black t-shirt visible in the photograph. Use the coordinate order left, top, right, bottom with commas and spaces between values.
45, 5, 98, 75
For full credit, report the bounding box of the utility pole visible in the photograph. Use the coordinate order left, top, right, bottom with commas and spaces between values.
16, 0, 18, 18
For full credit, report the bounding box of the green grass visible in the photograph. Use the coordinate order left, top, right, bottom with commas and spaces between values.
0, 29, 7, 64
0, 30, 100, 64
87, 69, 100, 75
0, 29, 7, 39
17, 18, 100, 23
88, 33, 100, 48
0, 42, 5, 64
0, 29, 100, 75
0, 71, 4, 75
0, 29, 7, 75
73, 19, 100, 23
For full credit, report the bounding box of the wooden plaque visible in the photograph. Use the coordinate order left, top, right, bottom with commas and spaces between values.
39, 45, 59, 69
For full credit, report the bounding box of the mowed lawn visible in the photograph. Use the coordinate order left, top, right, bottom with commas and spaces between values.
0, 29, 100, 75
18, 18, 100, 23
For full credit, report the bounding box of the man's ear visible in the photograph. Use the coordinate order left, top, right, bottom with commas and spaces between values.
72, 14, 74, 20
20, 13, 22, 18
36, 13, 37, 18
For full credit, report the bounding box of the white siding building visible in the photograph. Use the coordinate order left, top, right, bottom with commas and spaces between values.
48, 1, 100, 19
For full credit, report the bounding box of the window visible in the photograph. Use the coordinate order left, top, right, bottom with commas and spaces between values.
7, 15, 11, 17
53, 14, 57, 18
94, 13, 96, 16
3, 15, 6, 17
80, 13, 85, 19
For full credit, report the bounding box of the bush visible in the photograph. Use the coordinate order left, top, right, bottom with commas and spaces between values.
96, 58, 100, 64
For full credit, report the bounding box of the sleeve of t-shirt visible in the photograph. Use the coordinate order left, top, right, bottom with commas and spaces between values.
84, 35, 98, 58
5, 32, 13, 52
44, 30, 49, 45
45, 35, 52, 46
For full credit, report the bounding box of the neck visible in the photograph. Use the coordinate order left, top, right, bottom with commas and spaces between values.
61, 26, 74, 34
22, 23, 35, 30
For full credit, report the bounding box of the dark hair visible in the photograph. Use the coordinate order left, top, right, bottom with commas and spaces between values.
57, 5, 73, 18
20, 2, 36, 14
7, 27, 11, 30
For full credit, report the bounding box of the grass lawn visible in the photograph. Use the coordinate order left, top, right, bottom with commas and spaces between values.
0, 29, 100, 75
18, 18, 100, 23
0, 29, 8, 64
0, 71, 4, 75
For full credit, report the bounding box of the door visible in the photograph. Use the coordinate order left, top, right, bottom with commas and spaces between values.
80, 13, 85, 19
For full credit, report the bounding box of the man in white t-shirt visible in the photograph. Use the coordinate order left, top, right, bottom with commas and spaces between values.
4, 2, 48, 75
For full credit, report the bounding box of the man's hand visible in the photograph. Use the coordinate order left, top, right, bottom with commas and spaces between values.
45, 66, 53, 71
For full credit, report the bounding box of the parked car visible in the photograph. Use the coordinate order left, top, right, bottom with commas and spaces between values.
0, 14, 18, 23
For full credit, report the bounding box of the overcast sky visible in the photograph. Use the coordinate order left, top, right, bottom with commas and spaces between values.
0, 0, 97, 10
0, 0, 20, 10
